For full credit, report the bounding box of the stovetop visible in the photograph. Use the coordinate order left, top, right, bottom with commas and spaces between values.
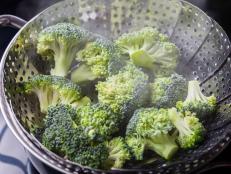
1, 0, 231, 174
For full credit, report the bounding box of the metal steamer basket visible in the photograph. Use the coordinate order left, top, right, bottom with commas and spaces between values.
1, 0, 231, 173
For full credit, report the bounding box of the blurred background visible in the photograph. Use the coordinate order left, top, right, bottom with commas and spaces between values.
0, 0, 231, 173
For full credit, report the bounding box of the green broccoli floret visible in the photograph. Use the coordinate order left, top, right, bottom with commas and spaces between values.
126, 108, 178, 160
96, 64, 149, 117
37, 23, 92, 77
168, 108, 205, 149
71, 38, 124, 83
125, 136, 145, 160
104, 137, 131, 169
42, 105, 88, 157
176, 80, 217, 120
24, 75, 90, 113
150, 73, 187, 108
24, 75, 58, 113
76, 103, 121, 140
115, 27, 179, 77
42, 105, 110, 169
74, 143, 109, 169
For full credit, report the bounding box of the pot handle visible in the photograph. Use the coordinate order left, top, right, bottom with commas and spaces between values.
0, 15, 26, 29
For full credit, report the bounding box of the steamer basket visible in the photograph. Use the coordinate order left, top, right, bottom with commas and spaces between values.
1, 0, 231, 173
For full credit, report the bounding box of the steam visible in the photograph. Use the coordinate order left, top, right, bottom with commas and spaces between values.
16, 0, 61, 20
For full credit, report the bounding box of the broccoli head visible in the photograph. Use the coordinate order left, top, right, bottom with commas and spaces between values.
104, 137, 131, 169
24, 74, 58, 113
42, 105, 88, 157
176, 80, 217, 120
74, 143, 109, 169
115, 27, 179, 77
168, 108, 205, 149
126, 108, 178, 160
96, 64, 149, 117
24, 75, 90, 113
76, 103, 121, 140
37, 23, 92, 77
150, 73, 187, 108
42, 105, 112, 169
126, 136, 145, 160
71, 38, 124, 83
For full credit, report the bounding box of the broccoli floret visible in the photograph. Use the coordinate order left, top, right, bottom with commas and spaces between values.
168, 108, 205, 149
176, 80, 217, 120
150, 73, 187, 108
104, 137, 131, 169
42, 105, 110, 169
24, 75, 89, 113
96, 64, 149, 117
42, 105, 88, 157
37, 23, 92, 77
24, 75, 58, 113
126, 108, 178, 160
115, 27, 179, 77
71, 38, 124, 83
76, 103, 121, 140
52, 76, 91, 107
125, 136, 145, 160
74, 143, 109, 169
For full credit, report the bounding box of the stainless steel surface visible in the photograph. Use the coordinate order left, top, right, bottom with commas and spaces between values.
0, 0, 231, 173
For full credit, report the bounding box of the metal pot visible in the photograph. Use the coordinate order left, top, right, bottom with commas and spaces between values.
1, 0, 231, 173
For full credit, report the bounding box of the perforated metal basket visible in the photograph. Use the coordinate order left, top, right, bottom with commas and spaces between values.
1, 0, 231, 173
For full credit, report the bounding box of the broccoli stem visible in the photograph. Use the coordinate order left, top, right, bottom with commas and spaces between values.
186, 81, 207, 102
34, 87, 50, 113
130, 50, 154, 69
71, 64, 98, 83
169, 110, 194, 139
71, 96, 91, 108
145, 134, 178, 160
51, 46, 76, 77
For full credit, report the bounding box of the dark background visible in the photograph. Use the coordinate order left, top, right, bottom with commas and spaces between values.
0, 0, 231, 173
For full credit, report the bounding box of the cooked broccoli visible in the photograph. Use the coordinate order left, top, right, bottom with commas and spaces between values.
42, 105, 87, 157
115, 27, 179, 77
42, 105, 109, 168
96, 64, 149, 117
126, 136, 145, 160
74, 143, 109, 169
168, 108, 205, 149
126, 108, 178, 160
71, 38, 124, 83
150, 73, 187, 108
24, 75, 58, 113
24, 75, 90, 113
176, 80, 217, 120
76, 103, 121, 140
104, 137, 131, 169
37, 23, 92, 77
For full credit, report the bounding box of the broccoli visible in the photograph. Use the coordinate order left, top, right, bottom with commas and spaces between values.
104, 137, 131, 169
176, 80, 217, 120
37, 23, 92, 77
76, 103, 121, 140
42, 105, 109, 168
126, 136, 145, 160
150, 73, 187, 108
115, 27, 179, 77
42, 105, 87, 157
126, 108, 178, 160
96, 64, 149, 117
24, 75, 58, 113
71, 38, 124, 83
74, 143, 109, 169
24, 75, 90, 113
168, 108, 205, 149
